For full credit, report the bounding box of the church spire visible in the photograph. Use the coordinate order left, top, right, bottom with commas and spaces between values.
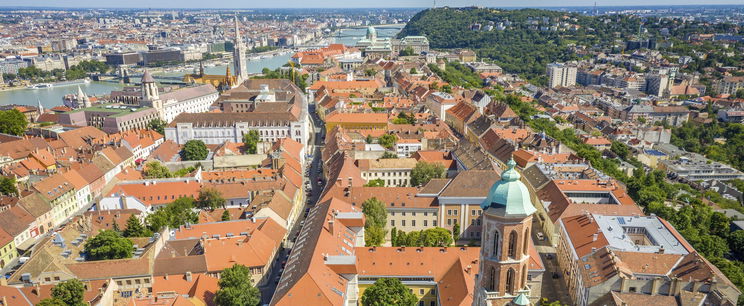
232, 14, 248, 86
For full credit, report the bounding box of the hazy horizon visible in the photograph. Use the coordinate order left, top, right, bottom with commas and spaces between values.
1, 0, 743, 9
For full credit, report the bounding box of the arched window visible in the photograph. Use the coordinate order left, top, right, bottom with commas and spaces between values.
488, 267, 496, 292
521, 264, 527, 288
492, 230, 500, 258
508, 230, 517, 258
505, 268, 515, 295
523, 228, 530, 256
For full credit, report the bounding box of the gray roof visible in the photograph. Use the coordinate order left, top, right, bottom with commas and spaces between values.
141, 70, 155, 83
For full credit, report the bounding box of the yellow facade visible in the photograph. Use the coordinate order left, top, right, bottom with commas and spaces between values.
0, 240, 18, 269
183, 65, 237, 90
324, 122, 387, 134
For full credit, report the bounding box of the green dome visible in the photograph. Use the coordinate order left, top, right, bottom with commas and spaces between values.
480, 158, 536, 216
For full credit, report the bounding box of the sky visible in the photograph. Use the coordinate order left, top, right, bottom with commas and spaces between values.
0, 0, 742, 8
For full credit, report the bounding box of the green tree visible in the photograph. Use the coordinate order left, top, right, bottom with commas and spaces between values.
222, 210, 231, 221
380, 151, 398, 159
0, 176, 18, 195
610, 141, 630, 160
366, 134, 374, 144
399, 46, 416, 56
148, 119, 166, 134
729, 230, 744, 260
123, 215, 151, 237
695, 235, 728, 258
452, 222, 460, 242
410, 161, 445, 187
196, 187, 226, 210
362, 198, 387, 229
378, 134, 397, 149
143, 161, 173, 179
145, 197, 198, 232
0, 109, 28, 136
214, 264, 261, 306
365, 226, 385, 247
361, 278, 417, 306
420, 227, 453, 247
364, 179, 385, 187
409, 68, 418, 74
84, 230, 133, 260
243, 130, 260, 154
736, 89, 744, 99
181, 140, 208, 161
36, 299, 66, 306
50, 279, 86, 306
390, 227, 398, 246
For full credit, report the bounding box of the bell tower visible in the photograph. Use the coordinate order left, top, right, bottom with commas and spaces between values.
474, 158, 536, 306
140, 70, 164, 120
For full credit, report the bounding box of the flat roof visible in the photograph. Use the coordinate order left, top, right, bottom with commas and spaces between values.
594, 214, 689, 255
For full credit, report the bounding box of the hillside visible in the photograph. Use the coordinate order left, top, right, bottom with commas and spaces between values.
398, 7, 647, 83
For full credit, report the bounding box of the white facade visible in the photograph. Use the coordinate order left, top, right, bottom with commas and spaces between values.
167, 120, 306, 146
395, 142, 422, 158
547, 63, 577, 88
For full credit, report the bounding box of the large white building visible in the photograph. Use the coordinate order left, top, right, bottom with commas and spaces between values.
138, 71, 219, 123
547, 63, 577, 88
165, 79, 309, 146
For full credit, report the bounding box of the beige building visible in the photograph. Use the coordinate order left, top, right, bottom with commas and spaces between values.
357, 158, 417, 187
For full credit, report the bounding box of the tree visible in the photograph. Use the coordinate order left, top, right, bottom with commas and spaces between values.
181, 140, 208, 161
84, 230, 133, 260
610, 141, 630, 160
365, 225, 385, 246
736, 89, 744, 99
51, 279, 86, 306
420, 227, 453, 247
409, 68, 418, 74
0, 109, 28, 136
0, 176, 18, 195
410, 161, 445, 187
215, 264, 261, 306
381, 151, 398, 159
695, 235, 728, 258
452, 222, 461, 242
196, 187, 226, 210
729, 230, 744, 260
400, 46, 416, 57
378, 134, 397, 149
143, 161, 173, 179
145, 197, 199, 232
364, 178, 385, 187
390, 227, 398, 246
360, 278, 417, 306
366, 134, 374, 144
222, 210, 231, 221
123, 215, 151, 237
147, 119, 166, 135
36, 299, 66, 306
362, 198, 387, 229
243, 130, 260, 154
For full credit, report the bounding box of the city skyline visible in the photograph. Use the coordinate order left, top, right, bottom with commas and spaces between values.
1, 0, 743, 9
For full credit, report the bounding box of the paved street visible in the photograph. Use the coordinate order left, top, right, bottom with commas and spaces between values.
259, 100, 326, 304
532, 220, 572, 304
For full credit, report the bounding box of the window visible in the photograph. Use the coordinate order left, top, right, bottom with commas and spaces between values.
453, 210, 458, 216
402, 220, 406, 226
447, 219, 452, 226
506, 268, 515, 295
629, 287, 637, 293
523, 228, 530, 256
391, 220, 395, 226
412, 212, 416, 216
447, 209, 452, 216
433, 220, 437, 226
411, 220, 416, 227
424, 220, 428, 226
419, 289, 424, 294
402, 212, 406, 216
508, 230, 517, 258
418, 302, 424, 306
471, 209, 476, 216
423, 212, 428, 216
488, 267, 496, 291
493, 230, 500, 257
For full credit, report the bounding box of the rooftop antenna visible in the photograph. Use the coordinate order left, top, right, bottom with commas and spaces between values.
594, 2, 597, 16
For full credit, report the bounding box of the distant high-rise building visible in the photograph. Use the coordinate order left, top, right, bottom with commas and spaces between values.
547, 63, 577, 88
645, 73, 671, 97
233, 16, 249, 85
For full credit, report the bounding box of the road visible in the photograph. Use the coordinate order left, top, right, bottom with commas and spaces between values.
258, 99, 326, 304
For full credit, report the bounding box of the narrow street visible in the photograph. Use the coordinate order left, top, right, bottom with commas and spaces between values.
259, 99, 326, 304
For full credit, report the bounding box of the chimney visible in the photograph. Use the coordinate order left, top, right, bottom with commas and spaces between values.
651, 277, 662, 295
347, 177, 353, 188
592, 233, 598, 242
657, 246, 665, 254
164, 273, 169, 280
620, 276, 629, 293
186, 271, 192, 282
329, 220, 335, 235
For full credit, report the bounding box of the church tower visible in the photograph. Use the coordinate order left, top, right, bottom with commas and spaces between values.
77, 85, 91, 108
140, 70, 164, 119
474, 158, 536, 306
233, 15, 248, 85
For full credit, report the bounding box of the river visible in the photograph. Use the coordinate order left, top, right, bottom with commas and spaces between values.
0, 25, 405, 109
